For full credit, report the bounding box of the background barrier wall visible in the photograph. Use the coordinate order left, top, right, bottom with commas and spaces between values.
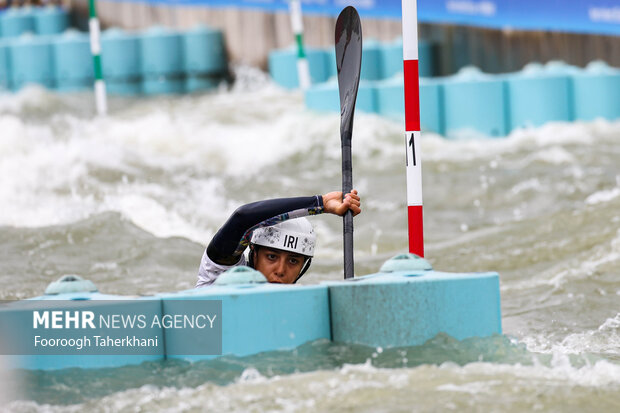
71, 1, 620, 73
304, 61, 620, 138
0, 22, 228, 94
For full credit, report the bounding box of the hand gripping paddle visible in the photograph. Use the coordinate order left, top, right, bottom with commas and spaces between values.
335, 6, 362, 279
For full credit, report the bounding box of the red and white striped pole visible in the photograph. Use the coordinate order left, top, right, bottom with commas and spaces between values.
402, 0, 424, 257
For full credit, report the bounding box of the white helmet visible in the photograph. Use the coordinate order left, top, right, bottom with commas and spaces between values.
250, 218, 316, 257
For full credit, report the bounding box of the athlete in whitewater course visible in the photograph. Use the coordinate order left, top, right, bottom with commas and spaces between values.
196, 190, 361, 287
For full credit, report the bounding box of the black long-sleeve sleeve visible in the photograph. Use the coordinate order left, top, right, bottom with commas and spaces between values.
206, 195, 324, 265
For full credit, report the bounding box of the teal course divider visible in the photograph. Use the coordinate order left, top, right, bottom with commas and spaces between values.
183, 25, 229, 92
33, 6, 70, 35
0, 38, 9, 90
299, 42, 620, 138
0, 6, 68, 38
572, 61, 620, 121
0, 8, 36, 38
268, 46, 330, 89
2, 255, 501, 371
9, 34, 55, 90
0, 22, 228, 95
442, 67, 508, 138
269, 38, 434, 89
101, 28, 142, 95
140, 26, 185, 95
53, 30, 93, 91
504, 63, 573, 130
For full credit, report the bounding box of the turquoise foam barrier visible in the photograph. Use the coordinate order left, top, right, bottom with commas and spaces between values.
419, 77, 444, 134
328, 270, 502, 347
0, 8, 35, 38
268, 46, 328, 89
380, 38, 403, 79
33, 6, 69, 35
9, 34, 55, 90
375, 76, 444, 134
142, 78, 185, 95
185, 75, 220, 93
505, 64, 573, 129
375, 76, 403, 119
325, 48, 337, 80
159, 283, 331, 362
380, 39, 433, 78
140, 26, 184, 95
305, 80, 340, 112
304, 79, 377, 113
0, 39, 10, 90
443, 67, 507, 138
102, 28, 141, 95
183, 25, 227, 75
360, 39, 383, 81
2, 294, 164, 370
572, 61, 620, 121
418, 40, 433, 77
182, 25, 227, 93
53, 30, 93, 91
3, 255, 501, 370
106, 81, 142, 95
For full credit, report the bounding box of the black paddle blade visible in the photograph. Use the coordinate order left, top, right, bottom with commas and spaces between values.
335, 6, 362, 280
335, 6, 362, 140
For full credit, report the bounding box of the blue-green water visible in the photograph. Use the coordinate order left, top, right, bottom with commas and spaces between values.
1, 74, 619, 411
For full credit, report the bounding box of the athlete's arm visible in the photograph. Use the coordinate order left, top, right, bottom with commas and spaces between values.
206, 190, 361, 265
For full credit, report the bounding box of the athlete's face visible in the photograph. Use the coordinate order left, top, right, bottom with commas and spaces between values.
254, 247, 305, 284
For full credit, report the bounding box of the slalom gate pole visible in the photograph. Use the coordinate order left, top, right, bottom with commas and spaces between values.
88, 0, 107, 116
289, 0, 311, 90
402, 0, 424, 257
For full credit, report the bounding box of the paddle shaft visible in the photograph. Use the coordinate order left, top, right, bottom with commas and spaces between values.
342, 137, 354, 279
335, 6, 361, 280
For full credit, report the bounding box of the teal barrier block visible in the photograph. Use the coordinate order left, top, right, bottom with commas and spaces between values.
0, 39, 10, 90
0, 8, 35, 38
380, 38, 403, 79
106, 80, 142, 95
572, 61, 620, 121
380, 39, 433, 79
142, 78, 185, 95
53, 30, 93, 91
325, 48, 337, 80
9, 34, 55, 90
33, 6, 69, 35
361, 39, 383, 81
268, 46, 328, 89
443, 67, 507, 138
304, 79, 377, 113
505, 67, 573, 130
420, 78, 444, 134
1, 295, 164, 370
102, 28, 141, 95
182, 25, 227, 75
328, 270, 502, 348
140, 27, 185, 95
418, 39, 433, 77
376, 76, 444, 134
305, 80, 339, 112
140, 26, 184, 77
185, 74, 220, 93
375, 76, 403, 119
159, 283, 331, 362
357, 81, 378, 112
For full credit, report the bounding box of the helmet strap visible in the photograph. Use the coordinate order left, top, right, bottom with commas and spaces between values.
294, 258, 312, 284
248, 244, 258, 269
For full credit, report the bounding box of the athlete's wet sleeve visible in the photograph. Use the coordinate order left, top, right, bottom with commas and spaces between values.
206, 195, 324, 265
